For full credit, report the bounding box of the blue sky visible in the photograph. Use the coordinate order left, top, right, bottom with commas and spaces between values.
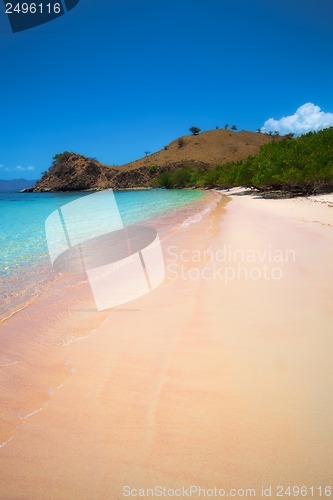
1, 0, 333, 180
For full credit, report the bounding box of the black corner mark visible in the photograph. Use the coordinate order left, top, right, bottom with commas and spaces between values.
2, 0, 80, 33
63, 0, 79, 12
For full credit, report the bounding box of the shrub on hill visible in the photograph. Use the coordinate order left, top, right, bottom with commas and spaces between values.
218, 127, 333, 193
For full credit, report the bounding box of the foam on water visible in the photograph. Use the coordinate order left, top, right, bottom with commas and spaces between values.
19, 408, 43, 420
0, 437, 13, 449
181, 202, 218, 227
181, 190, 222, 227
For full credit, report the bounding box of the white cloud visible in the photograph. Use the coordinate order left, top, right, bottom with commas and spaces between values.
261, 103, 333, 136
15, 165, 35, 171
0, 164, 35, 174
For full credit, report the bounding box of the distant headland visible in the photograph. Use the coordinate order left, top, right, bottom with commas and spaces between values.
23, 129, 274, 192
23, 127, 333, 195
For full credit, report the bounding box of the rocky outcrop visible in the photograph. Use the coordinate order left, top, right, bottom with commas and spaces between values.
34, 154, 159, 192
34, 155, 210, 192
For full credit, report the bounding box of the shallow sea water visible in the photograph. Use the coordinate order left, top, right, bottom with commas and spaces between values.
0, 189, 208, 316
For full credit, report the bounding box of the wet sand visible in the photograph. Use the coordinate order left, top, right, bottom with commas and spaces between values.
0, 191, 332, 499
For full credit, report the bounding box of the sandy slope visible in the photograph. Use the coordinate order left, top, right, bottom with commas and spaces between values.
122, 129, 274, 170
0, 192, 332, 499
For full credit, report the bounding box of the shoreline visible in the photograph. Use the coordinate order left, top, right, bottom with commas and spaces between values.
0, 190, 332, 498
0, 190, 219, 449
0, 189, 210, 320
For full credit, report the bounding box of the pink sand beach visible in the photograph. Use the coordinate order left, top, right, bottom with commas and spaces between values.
0, 190, 332, 499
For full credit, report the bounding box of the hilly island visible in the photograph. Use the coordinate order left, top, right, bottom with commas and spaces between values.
30, 127, 333, 194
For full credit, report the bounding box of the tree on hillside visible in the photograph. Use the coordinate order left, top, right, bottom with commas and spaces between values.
144, 151, 150, 156
46, 152, 72, 175
224, 124, 229, 129
256, 128, 261, 134
52, 152, 71, 166
284, 133, 295, 140
189, 126, 201, 135
231, 125, 237, 131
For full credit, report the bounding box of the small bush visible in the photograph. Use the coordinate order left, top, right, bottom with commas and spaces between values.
157, 171, 173, 189
189, 126, 201, 135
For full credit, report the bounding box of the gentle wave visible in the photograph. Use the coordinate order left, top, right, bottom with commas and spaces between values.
181, 191, 222, 227
0, 437, 13, 449
0, 361, 22, 367
181, 201, 217, 227
19, 408, 43, 421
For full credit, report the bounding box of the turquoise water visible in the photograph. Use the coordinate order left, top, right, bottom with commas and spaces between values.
0, 189, 203, 277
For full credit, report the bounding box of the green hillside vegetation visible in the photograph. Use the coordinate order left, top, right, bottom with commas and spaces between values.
154, 128, 333, 194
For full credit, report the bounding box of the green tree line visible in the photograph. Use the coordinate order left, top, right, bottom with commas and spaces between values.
153, 128, 333, 194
